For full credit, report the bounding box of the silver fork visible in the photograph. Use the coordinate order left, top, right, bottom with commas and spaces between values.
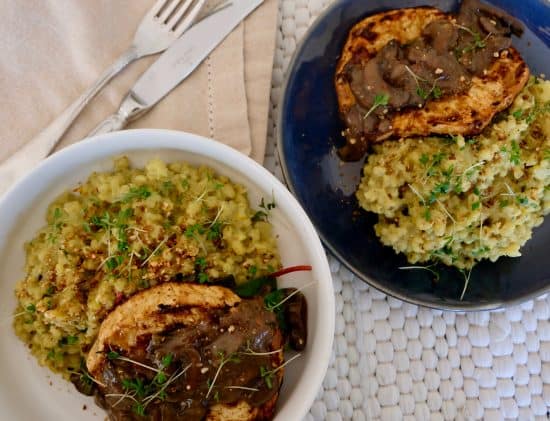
1, 0, 207, 180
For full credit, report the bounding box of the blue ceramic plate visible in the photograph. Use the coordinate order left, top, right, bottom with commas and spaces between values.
278, 0, 550, 310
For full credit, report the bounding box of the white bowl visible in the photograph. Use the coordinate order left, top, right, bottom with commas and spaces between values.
0, 130, 334, 421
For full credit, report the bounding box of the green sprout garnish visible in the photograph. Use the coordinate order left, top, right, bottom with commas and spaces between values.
363, 93, 389, 120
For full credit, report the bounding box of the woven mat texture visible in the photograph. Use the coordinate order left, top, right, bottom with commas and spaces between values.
263, 1, 550, 419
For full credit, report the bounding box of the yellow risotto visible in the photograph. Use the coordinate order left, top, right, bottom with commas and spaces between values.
13, 157, 280, 377
356, 78, 550, 269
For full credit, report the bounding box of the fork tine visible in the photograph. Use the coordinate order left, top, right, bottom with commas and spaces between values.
165, 0, 194, 28
150, 0, 172, 17
157, 0, 182, 23
168, 0, 207, 35
170, 0, 206, 36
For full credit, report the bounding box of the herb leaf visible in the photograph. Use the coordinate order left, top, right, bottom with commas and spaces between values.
510, 140, 521, 165
252, 196, 276, 222
363, 92, 390, 120
233, 276, 276, 298
419, 154, 429, 166
121, 186, 151, 203
107, 351, 120, 360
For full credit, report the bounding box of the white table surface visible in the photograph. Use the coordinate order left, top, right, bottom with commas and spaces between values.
264, 1, 550, 419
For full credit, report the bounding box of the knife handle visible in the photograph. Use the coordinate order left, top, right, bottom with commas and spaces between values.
89, 113, 128, 136
88, 92, 150, 137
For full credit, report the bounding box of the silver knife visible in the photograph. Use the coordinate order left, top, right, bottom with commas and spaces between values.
89, 0, 263, 136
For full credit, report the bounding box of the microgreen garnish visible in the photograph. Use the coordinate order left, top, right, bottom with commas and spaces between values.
459, 267, 473, 301
472, 246, 490, 257
60, 335, 78, 346
224, 386, 260, 392
240, 344, 283, 357
180, 178, 190, 190
512, 101, 550, 124
185, 223, 205, 238
264, 281, 316, 312
399, 264, 440, 281
90, 212, 110, 230
234, 276, 276, 297
512, 109, 523, 119
104, 351, 184, 415
47, 207, 65, 242
252, 195, 277, 222
264, 289, 285, 311
423, 208, 432, 221
9, 303, 39, 323
161, 180, 174, 192
510, 140, 521, 165
421, 152, 446, 180
107, 350, 159, 373
405, 66, 443, 101
499, 182, 528, 208
260, 366, 274, 389
140, 234, 172, 267
120, 186, 152, 203
161, 354, 173, 368
419, 153, 430, 166
259, 353, 302, 390
111, 361, 190, 416
53, 208, 63, 219
430, 236, 458, 263
205, 352, 240, 400
90, 208, 136, 272
454, 25, 490, 55
363, 92, 389, 120
407, 183, 426, 204
207, 221, 223, 241
429, 180, 451, 203
106, 255, 124, 271
516, 196, 529, 206
196, 257, 207, 269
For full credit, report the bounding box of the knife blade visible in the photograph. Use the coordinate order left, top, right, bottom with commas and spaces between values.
89, 0, 264, 135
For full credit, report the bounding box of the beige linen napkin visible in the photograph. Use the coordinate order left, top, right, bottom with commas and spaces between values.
0, 0, 277, 164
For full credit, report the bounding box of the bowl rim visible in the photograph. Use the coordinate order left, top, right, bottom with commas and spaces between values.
276, 0, 550, 312
0, 129, 335, 421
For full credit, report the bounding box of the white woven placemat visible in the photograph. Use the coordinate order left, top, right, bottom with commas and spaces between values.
264, 1, 550, 419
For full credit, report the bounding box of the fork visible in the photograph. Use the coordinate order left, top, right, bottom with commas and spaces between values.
0, 0, 207, 195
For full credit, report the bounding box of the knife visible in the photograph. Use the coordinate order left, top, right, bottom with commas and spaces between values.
89, 0, 264, 136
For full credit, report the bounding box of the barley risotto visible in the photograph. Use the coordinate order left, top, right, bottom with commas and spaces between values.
356, 78, 550, 269
13, 157, 281, 378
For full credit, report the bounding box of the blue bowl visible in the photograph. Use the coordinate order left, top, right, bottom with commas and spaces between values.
278, 0, 550, 310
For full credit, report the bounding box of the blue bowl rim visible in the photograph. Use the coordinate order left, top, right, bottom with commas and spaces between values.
276, 0, 550, 311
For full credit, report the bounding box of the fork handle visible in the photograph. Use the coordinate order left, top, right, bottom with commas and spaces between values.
88, 92, 151, 137
0, 47, 140, 196
89, 113, 128, 136
34, 46, 139, 153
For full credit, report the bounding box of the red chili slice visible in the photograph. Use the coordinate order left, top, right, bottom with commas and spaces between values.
269, 265, 312, 278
